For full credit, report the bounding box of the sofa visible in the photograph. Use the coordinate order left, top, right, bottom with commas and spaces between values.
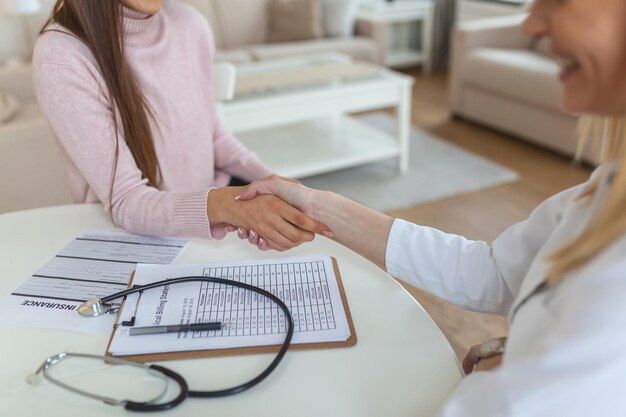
0, 0, 377, 213
449, 14, 597, 162
0, 62, 235, 214
0, 0, 378, 66
182, 0, 379, 64
0, 64, 73, 213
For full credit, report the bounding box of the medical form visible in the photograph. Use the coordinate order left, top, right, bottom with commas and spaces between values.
108, 256, 353, 356
0, 228, 187, 334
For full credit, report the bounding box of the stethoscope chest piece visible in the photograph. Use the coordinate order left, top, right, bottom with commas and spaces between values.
78, 298, 114, 317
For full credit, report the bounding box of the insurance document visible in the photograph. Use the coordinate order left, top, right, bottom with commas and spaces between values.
108, 256, 352, 356
0, 228, 187, 334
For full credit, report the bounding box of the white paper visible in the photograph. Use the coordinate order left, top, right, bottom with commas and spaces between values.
0, 228, 187, 334
108, 256, 351, 356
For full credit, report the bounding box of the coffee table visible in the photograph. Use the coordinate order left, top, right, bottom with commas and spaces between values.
222, 54, 414, 178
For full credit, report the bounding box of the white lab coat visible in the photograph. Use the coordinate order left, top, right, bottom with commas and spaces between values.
385, 164, 626, 417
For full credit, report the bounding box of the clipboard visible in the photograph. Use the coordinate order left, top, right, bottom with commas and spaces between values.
105, 257, 357, 362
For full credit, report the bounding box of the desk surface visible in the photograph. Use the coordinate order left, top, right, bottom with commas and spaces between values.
0, 204, 462, 417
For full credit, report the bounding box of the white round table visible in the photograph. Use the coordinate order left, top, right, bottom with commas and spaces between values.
0, 204, 461, 416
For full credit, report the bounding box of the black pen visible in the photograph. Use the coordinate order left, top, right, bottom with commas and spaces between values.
128, 322, 223, 336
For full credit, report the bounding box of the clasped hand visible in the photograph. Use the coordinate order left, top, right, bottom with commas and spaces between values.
210, 176, 329, 251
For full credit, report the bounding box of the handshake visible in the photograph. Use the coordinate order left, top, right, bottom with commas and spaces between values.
209, 175, 333, 252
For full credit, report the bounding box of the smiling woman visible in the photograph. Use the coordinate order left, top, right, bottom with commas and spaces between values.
522, 0, 626, 285
232, 0, 626, 415
523, 0, 626, 114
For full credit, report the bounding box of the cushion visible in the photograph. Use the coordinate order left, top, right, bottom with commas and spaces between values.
268, 0, 324, 43
0, 64, 36, 101
4, 100, 42, 125
322, 0, 357, 37
460, 48, 563, 111
249, 36, 378, 63
0, 121, 73, 213
0, 91, 20, 124
212, 0, 269, 48
177, 0, 226, 48
214, 48, 254, 64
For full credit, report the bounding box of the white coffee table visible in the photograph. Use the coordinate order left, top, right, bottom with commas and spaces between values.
223, 54, 414, 178
0, 204, 462, 417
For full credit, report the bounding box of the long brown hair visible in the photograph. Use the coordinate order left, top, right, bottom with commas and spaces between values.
41, 0, 160, 195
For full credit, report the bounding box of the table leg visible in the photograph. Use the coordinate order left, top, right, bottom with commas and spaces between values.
422, 11, 434, 74
397, 84, 412, 174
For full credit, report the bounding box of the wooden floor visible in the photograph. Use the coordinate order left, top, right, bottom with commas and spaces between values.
385, 69, 592, 360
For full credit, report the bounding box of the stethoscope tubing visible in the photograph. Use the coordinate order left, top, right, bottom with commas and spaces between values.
124, 365, 188, 412
101, 275, 294, 411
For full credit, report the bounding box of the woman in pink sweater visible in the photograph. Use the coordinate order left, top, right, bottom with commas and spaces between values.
33, 0, 329, 250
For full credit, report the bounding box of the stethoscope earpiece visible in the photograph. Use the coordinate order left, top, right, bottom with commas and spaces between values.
29, 353, 186, 411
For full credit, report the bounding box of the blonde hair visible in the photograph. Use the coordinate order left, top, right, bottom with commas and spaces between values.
547, 116, 626, 283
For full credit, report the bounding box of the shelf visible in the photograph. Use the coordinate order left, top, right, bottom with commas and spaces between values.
387, 50, 424, 67
457, 0, 527, 21
236, 116, 400, 179
359, 0, 435, 20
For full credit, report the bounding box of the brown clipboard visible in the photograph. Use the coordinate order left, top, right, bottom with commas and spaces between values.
105, 257, 357, 362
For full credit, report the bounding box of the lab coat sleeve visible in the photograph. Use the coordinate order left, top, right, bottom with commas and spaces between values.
434, 253, 626, 417
385, 181, 587, 314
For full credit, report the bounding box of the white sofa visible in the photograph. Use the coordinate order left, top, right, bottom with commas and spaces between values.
0, 0, 377, 213
183, 0, 378, 64
0, 62, 240, 213
0, 65, 73, 213
449, 15, 595, 162
0, 0, 378, 66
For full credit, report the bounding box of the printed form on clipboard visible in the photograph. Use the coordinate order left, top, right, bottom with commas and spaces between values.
107, 256, 356, 359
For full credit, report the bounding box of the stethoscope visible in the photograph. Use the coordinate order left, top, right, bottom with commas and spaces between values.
30, 276, 294, 412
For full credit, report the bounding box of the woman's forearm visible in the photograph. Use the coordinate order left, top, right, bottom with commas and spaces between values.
310, 191, 395, 270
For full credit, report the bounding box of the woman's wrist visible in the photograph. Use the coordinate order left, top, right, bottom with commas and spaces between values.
308, 190, 395, 268
306, 189, 333, 223
311, 190, 357, 229
207, 187, 240, 225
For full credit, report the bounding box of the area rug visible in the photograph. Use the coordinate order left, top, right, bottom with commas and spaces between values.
301, 113, 519, 212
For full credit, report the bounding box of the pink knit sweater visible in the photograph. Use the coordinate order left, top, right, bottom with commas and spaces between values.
33, 2, 273, 239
